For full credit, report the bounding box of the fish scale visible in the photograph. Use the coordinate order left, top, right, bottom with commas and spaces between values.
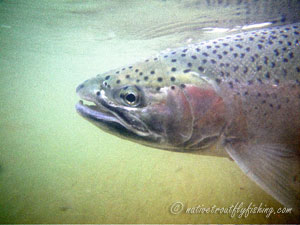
76, 23, 300, 213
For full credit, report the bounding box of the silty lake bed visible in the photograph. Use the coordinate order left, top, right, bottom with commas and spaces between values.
0, 0, 299, 223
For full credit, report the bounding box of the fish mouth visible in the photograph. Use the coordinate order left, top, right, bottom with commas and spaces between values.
75, 99, 153, 140
76, 100, 119, 124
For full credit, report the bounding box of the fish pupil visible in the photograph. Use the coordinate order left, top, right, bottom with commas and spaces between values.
125, 93, 136, 104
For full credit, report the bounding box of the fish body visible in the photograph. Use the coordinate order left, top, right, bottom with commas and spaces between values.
76, 23, 300, 212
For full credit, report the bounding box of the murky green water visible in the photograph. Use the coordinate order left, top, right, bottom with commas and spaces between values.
0, 0, 299, 223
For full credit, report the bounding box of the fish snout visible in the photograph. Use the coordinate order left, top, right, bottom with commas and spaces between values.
76, 78, 102, 102
76, 83, 85, 93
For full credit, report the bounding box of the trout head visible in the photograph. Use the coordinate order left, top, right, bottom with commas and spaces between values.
76, 59, 227, 151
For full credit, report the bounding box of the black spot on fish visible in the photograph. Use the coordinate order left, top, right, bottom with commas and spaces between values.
202, 52, 209, 57
196, 48, 200, 52
233, 66, 239, 72
181, 54, 186, 57
105, 75, 110, 80
283, 58, 288, 63
235, 78, 240, 83
249, 37, 254, 41
157, 77, 163, 82
212, 50, 217, 54
202, 59, 207, 64
215, 78, 221, 84
243, 67, 248, 74
150, 70, 155, 75
198, 66, 204, 72
223, 51, 228, 55
187, 62, 192, 67
236, 44, 243, 48
256, 65, 262, 71
136, 79, 140, 83
274, 79, 280, 85
171, 86, 175, 90
170, 77, 176, 82
257, 78, 263, 84
191, 55, 197, 60
228, 81, 233, 89
240, 53, 245, 58
171, 59, 177, 62
265, 72, 270, 79
257, 44, 263, 50
139, 72, 143, 76
171, 67, 176, 72
180, 84, 186, 88
243, 91, 248, 96
182, 48, 188, 52
294, 31, 299, 35
210, 59, 216, 64
250, 56, 255, 62
96, 91, 100, 96
270, 62, 276, 68
183, 69, 191, 73
164, 55, 168, 58
144, 76, 148, 81
116, 71, 120, 74
206, 45, 212, 49
297, 67, 300, 73
135, 69, 139, 73
116, 80, 121, 84
154, 57, 158, 61
263, 56, 269, 65
126, 74, 130, 79
289, 52, 294, 59
233, 53, 238, 58
156, 87, 160, 91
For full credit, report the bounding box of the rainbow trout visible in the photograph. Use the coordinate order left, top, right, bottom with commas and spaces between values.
76, 23, 300, 212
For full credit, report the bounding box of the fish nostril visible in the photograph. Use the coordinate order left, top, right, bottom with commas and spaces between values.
76, 84, 84, 93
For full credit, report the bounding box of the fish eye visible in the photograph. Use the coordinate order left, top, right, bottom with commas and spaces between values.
118, 86, 142, 106
125, 93, 136, 104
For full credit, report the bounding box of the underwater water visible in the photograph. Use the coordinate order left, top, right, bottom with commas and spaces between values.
0, 0, 299, 223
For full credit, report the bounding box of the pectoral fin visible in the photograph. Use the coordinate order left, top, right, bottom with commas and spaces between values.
224, 141, 300, 213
